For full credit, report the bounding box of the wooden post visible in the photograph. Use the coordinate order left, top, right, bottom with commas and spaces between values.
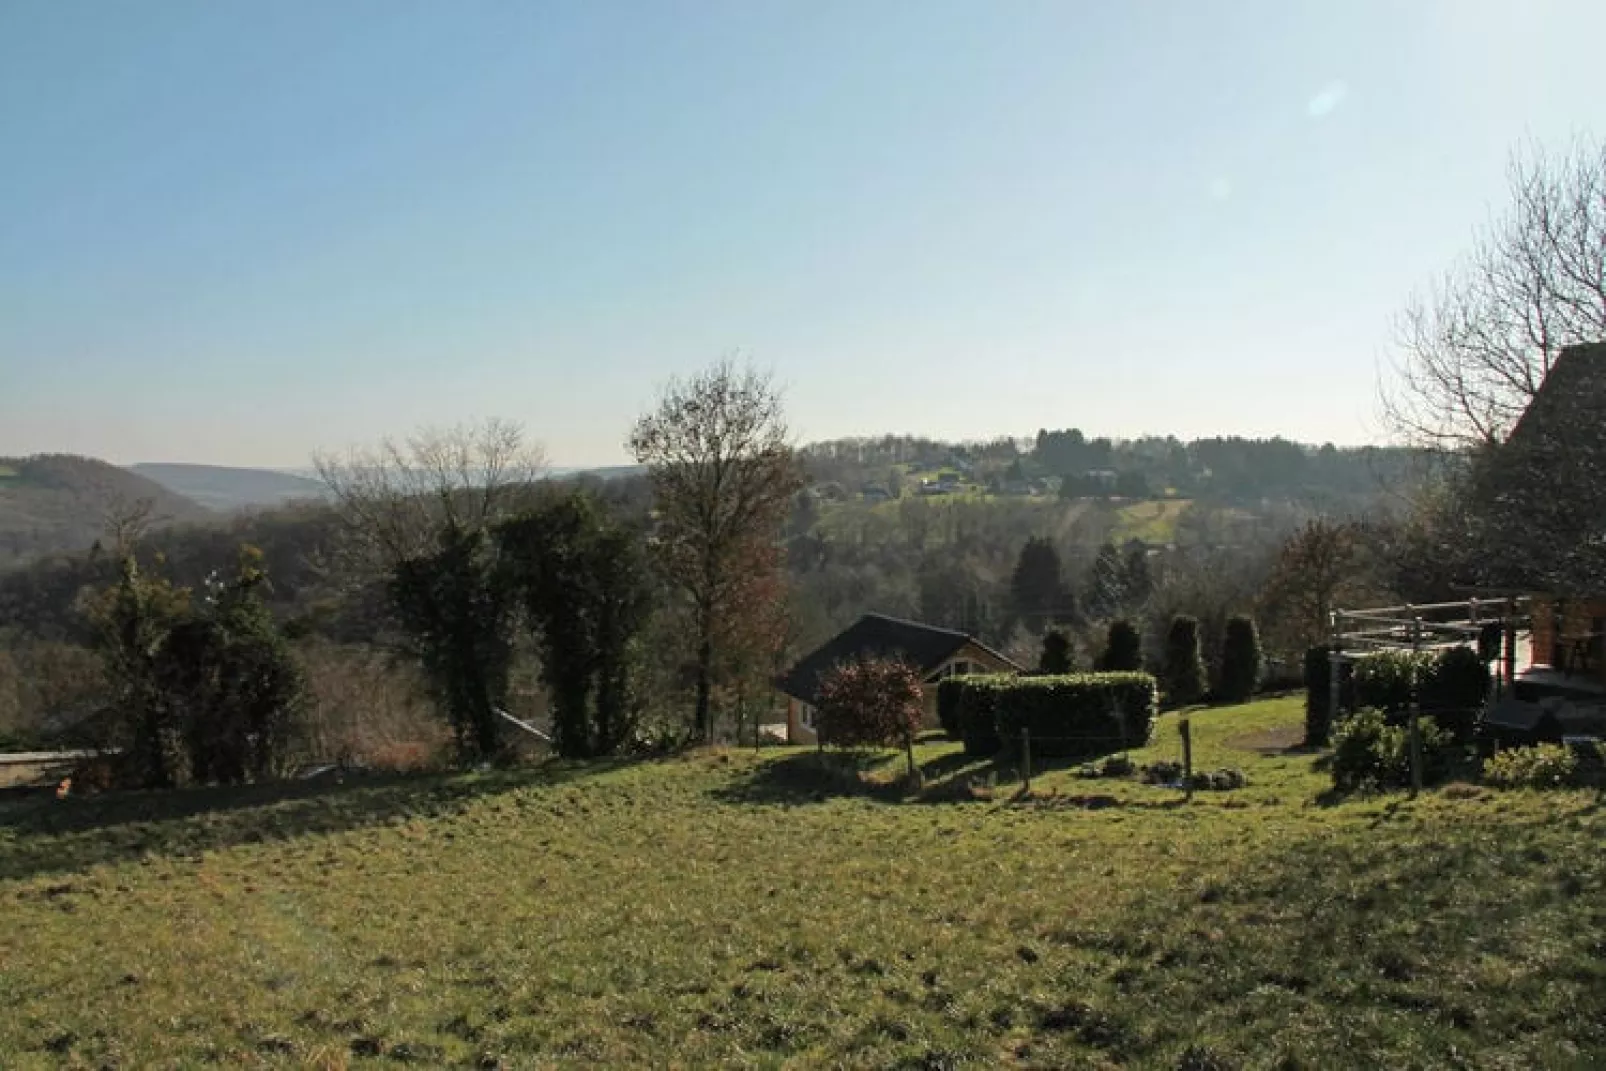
1180, 718, 1193, 803
1328, 610, 1342, 731
1503, 597, 1518, 700
1020, 728, 1032, 795
1408, 614, 1424, 798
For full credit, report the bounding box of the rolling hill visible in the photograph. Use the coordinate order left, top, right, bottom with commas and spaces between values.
129, 462, 330, 512
0, 455, 212, 568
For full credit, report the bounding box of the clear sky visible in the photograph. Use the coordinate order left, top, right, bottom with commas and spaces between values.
2, 1, 1602, 468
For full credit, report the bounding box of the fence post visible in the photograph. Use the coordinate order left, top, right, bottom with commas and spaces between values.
1328, 610, 1342, 731
1408, 614, 1424, 798
1020, 728, 1032, 795
1180, 718, 1193, 803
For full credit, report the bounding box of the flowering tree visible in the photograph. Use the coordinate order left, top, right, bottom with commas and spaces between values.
814, 657, 925, 780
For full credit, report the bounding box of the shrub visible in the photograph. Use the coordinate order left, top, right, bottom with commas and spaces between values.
1161, 616, 1206, 708
991, 672, 1159, 760
1097, 620, 1143, 672
1217, 616, 1262, 704
1038, 629, 1074, 674
936, 677, 966, 740
814, 658, 924, 751
1350, 650, 1429, 716
1347, 646, 1490, 742
1421, 646, 1490, 741
1303, 645, 1340, 747
1482, 744, 1586, 790
1330, 707, 1454, 792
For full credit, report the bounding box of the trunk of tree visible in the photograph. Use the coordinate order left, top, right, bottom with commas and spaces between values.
694, 635, 713, 743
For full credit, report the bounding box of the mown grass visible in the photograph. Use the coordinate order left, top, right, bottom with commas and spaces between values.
2, 698, 1603, 1068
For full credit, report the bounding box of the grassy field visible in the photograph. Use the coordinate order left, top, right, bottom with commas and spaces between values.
3, 698, 1604, 1068
1112, 498, 1191, 544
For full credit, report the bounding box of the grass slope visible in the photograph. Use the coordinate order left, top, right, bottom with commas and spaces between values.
2, 698, 1603, 1068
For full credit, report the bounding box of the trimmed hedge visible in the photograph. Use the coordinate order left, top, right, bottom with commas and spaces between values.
958, 675, 1009, 757
936, 677, 966, 740
1217, 616, 1262, 704
954, 672, 1158, 761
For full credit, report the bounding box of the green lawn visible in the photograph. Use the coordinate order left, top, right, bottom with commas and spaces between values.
2, 698, 1603, 1068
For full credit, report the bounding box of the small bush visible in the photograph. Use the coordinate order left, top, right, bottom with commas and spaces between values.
1077, 754, 1136, 779
1141, 760, 1184, 785
814, 658, 925, 750
1482, 744, 1582, 790
1161, 616, 1207, 708
1330, 707, 1453, 792
1217, 616, 1262, 704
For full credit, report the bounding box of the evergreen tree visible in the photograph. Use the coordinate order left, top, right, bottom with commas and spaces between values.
1038, 629, 1074, 674
1085, 542, 1126, 620
1097, 619, 1144, 672
389, 527, 515, 761
1010, 536, 1072, 633
499, 492, 654, 758
1161, 615, 1208, 708
1218, 615, 1263, 704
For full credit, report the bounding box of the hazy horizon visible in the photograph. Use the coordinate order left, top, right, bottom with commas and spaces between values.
4, 1, 1602, 469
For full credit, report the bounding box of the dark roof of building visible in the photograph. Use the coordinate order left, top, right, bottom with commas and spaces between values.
776, 613, 1018, 704
1506, 342, 1606, 450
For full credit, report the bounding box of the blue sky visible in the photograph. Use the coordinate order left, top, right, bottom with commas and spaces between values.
2, 1, 1602, 468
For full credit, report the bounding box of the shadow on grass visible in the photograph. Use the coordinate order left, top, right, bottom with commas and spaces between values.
708, 749, 1148, 808
0, 759, 623, 883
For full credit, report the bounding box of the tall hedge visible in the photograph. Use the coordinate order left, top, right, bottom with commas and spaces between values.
1161, 615, 1207, 708
1217, 616, 1262, 704
957, 675, 1009, 757
1303, 645, 1344, 747
936, 677, 966, 740
992, 672, 1159, 759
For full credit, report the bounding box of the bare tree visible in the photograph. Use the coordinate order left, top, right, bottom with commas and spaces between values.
1386, 137, 1606, 448
312, 419, 545, 759
628, 361, 804, 742
313, 418, 545, 575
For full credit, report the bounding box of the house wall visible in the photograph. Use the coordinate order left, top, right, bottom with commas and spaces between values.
1530, 597, 1606, 685
785, 641, 1021, 744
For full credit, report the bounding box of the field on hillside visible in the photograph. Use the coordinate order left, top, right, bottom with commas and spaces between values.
3, 699, 1604, 1068
1112, 498, 1191, 544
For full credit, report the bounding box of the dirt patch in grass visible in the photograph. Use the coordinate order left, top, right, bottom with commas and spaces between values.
1223, 724, 1309, 754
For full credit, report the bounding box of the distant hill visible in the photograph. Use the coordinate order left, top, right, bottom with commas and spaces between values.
129, 463, 330, 512
0, 455, 213, 568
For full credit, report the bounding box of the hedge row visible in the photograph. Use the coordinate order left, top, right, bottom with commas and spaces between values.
956, 672, 1159, 760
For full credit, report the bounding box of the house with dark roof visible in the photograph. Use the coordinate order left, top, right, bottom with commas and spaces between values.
1486, 342, 1606, 698
776, 613, 1022, 744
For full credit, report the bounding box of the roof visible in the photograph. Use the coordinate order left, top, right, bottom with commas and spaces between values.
1505, 342, 1606, 451
776, 613, 1019, 704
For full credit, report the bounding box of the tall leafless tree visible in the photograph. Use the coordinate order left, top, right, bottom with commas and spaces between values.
312, 420, 544, 758
628, 361, 803, 742
313, 418, 545, 576
1386, 138, 1606, 448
